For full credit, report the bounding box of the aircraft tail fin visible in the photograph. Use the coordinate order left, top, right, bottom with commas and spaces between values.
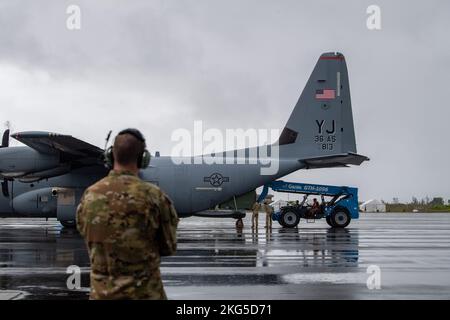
277, 52, 368, 167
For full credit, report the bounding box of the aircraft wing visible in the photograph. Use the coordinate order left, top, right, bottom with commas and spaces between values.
302, 152, 369, 169
11, 131, 104, 165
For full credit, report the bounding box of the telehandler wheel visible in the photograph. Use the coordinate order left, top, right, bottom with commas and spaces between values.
326, 215, 335, 227
330, 207, 351, 228
280, 211, 300, 228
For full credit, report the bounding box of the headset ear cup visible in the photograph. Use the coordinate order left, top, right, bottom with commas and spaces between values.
141, 149, 151, 168
104, 146, 114, 169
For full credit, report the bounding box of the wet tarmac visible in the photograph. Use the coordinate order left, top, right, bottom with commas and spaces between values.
1, 213, 450, 299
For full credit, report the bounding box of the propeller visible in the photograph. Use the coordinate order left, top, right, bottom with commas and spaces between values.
1, 129, 10, 197
1, 129, 9, 148
1, 180, 8, 197
104, 130, 112, 150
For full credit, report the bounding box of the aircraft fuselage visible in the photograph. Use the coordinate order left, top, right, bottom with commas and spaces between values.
0, 153, 303, 219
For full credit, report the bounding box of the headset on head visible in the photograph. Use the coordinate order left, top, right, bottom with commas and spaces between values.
104, 128, 151, 169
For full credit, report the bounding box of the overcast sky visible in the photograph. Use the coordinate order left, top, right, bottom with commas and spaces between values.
0, 0, 449, 202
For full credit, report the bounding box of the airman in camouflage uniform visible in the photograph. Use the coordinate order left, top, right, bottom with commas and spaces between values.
251, 202, 260, 229
264, 203, 273, 229
76, 170, 178, 300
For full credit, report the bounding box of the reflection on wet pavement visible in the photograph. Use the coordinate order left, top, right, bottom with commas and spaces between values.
1, 213, 450, 299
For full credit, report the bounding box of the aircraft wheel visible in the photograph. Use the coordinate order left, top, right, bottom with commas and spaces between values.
231, 211, 246, 219
60, 220, 76, 228
280, 211, 300, 228
330, 208, 351, 228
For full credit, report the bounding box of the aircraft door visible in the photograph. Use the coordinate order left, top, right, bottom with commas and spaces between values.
53, 188, 83, 222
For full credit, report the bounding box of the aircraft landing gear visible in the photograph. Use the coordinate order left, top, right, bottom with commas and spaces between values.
60, 220, 76, 228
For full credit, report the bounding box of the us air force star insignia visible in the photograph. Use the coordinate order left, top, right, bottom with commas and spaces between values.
203, 173, 230, 187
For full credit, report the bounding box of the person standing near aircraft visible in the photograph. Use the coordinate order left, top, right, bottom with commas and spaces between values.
76, 128, 178, 300
251, 202, 260, 229
235, 217, 244, 229
264, 202, 273, 229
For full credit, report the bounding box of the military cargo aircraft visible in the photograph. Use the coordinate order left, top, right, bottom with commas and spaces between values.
0, 52, 368, 227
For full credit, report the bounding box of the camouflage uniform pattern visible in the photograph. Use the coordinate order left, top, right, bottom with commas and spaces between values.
76, 170, 178, 300
251, 202, 260, 228
264, 203, 273, 229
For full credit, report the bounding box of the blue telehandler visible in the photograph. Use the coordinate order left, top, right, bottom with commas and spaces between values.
257, 181, 359, 228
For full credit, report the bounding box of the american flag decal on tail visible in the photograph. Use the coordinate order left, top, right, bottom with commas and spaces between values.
315, 89, 335, 100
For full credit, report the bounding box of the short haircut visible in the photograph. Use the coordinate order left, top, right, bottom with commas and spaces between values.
113, 133, 144, 166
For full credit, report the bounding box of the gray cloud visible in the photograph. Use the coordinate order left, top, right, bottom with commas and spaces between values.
0, 0, 449, 202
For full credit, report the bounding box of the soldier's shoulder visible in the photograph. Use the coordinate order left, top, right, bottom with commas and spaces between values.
142, 181, 174, 206
141, 181, 163, 197
120, 178, 160, 198
84, 176, 113, 194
